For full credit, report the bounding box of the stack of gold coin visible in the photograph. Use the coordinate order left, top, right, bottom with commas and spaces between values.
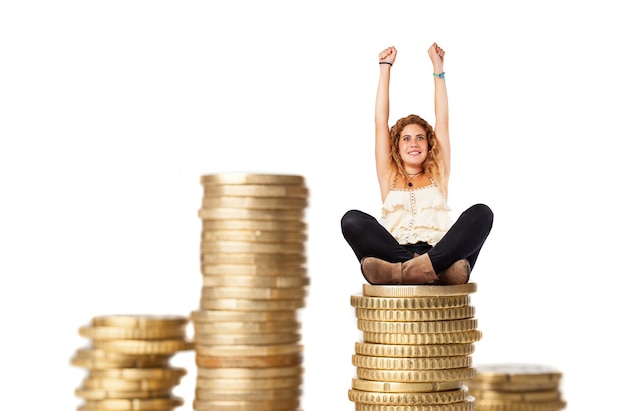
349, 283, 481, 410
465, 363, 567, 410
70, 314, 194, 411
193, 173, 309, 411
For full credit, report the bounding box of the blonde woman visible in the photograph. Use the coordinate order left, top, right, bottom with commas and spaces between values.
341, 43, 493, 285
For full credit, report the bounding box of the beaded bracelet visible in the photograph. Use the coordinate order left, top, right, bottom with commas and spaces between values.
433, 72, 445, 79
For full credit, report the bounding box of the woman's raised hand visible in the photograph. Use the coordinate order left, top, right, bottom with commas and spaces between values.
379, 46, 397, 65
428, 42, 445, 72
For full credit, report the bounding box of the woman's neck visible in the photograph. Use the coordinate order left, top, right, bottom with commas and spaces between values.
403, 166, 424, 175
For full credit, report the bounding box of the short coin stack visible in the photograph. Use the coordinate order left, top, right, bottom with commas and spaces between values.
349, 283, 482, 411
192, 173, 309, 411
71, 314, 194, 411
466, 363, 567, 410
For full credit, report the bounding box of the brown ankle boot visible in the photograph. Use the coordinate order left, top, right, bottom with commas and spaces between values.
437, 259, 471, 285
360, 257, 402, 284
360, 254, 438, 285
401, 253, 438, 284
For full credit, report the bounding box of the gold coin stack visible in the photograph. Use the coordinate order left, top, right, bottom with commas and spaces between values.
193, 173, 309, 411
349, 283, 482, 411
466, 363, 567, 410
70, 314, 194, 411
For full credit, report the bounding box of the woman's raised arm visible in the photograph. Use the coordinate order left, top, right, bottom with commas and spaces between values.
428, 43, 450, 185
375, 46, 397, 201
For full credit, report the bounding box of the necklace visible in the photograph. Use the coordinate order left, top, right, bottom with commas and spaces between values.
406, 171, 424, 187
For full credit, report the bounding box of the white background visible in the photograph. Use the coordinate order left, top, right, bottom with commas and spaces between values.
1, 1, 625, 410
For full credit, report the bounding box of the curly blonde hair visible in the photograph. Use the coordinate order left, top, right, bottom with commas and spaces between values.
389, 114, 447, 195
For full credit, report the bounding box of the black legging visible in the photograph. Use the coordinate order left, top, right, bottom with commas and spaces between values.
340, 203, 493, 274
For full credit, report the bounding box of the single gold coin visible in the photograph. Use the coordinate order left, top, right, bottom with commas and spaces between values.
469, 388, 562, 402
202, 184, 308, 198
471, 363, 563, 384
355, 306, 475, 322
198, 207, 304, 221
348, 387, 468, 405
355, 342, 475, 358
464, 380, 561, 392
195, 343, 303, 357
202, 219, 307, 232
363, 283, 477, 297
201, 275, 309, 288
357, 366, 476, 383
88, 368, 187, 380
201, 252, 305, 265
202, 196, 308, 210
92, 339, 194, 355
192, 398, 300, 411
363, 329, 482, 345
78, 324, 187, 340
474, 398, 567, 411
202, 263, 307, 276
71, 358, 166, 370
90, 315, 188, 328
200, 240, 305, 254
354, 398, 476, 411
70, 349, 172, 369
81, 376, 180, 391
357, 318, 478, 334
195, 376, 302, 390
352, 378, 463, 393
79, 397, 184, 410
195, 353, 303, 368
194, 387, 302, 402
351, 294, 470, 310
196, 365, 303, 380
191, 310, 297, 323
74, 386, 172, 400
194, 332, 301, 346
200, 173, 306, 186
193, 320, 300, 334
200, 285, 307, 300
200, 297, 305, 311
201, 229, 307, 243
352, 354, 472, 370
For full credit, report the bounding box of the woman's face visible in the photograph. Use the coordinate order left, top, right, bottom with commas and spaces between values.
398, 123, 429, 168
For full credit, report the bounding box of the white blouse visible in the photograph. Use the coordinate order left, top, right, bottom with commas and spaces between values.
380, 182, 452, 246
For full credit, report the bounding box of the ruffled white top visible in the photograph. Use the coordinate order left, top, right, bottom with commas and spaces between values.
380, 180, 452, 246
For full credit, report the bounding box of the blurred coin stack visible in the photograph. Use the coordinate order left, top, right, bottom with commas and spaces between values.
70, 314, 194, 411
466, 363, 567, 410
349, 283, 482, 411
192, 173, 309, 411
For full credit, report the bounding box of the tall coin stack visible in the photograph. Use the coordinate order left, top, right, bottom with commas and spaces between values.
192, 173, 309, 411
465, 363, 567, 410
349, 283, 482, 411
70, 314, 194, 411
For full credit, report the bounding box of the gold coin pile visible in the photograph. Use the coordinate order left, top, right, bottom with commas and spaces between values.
349, 283, 482, 411
465, 363, 567, 410
70, 314, 194, 411
192, 173, 309, 411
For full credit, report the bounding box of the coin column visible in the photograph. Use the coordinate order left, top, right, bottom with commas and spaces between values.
192, 173, 310, 411
70, 314, 194, 411
349, 283, 482, 411
466, 363, 567, 410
